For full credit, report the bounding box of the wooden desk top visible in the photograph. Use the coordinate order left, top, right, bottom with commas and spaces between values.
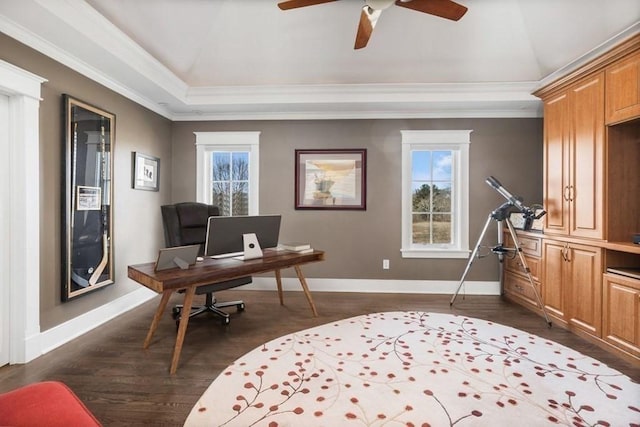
128, 249, 325, 293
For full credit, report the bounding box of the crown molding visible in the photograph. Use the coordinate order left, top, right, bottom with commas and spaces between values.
169, 101, 542, 121
1, 1, 636, 121
34, 0, 187, 96
186, 82, 540, 105
0, 12, 176, 119
0, 0, 557, 121
174, 82, 541, 121
535, 22, 640, 94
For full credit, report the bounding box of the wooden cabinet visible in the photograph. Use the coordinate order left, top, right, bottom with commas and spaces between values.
542, 73, 605, 240
606, 51, 640, 124
603, 273, 640, 357
542, 239, 603, 337
529, 34, 640, 363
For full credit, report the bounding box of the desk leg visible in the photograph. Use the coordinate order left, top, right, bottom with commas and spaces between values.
294, 265, 318, 317
143, 290, 172, 349
170, 286, 196, 375
275, 269, 284, 306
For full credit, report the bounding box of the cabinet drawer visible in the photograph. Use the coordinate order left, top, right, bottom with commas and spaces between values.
504, 233, 541, 257
504, 272, 542, 308
504, 254, 540, 282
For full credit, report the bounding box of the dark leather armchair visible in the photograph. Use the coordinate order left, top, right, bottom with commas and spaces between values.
161, 202, 251, 325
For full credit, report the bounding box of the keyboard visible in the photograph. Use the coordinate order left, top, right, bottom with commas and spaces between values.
210, 251, 244, 259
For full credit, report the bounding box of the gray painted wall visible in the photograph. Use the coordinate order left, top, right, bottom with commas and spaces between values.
1, 33, 173, 330
171, 119, 543, 283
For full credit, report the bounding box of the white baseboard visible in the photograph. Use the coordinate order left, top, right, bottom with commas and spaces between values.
247, 277, 500, 295
35, 287, 156, 358
27, 279, 498, 362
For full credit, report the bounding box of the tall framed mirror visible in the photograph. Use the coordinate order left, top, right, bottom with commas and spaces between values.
62, 95, 115, 301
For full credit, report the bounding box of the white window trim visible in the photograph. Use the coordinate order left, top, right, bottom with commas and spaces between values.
401, 130, 471, 259
195, 131, 260, 215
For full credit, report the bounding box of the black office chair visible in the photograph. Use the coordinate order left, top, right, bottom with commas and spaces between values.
160, 202, 251, 325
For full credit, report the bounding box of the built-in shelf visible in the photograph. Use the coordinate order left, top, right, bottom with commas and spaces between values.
602, 241, 640, 254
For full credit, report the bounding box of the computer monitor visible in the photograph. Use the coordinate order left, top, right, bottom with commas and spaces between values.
204, 214, 281, 258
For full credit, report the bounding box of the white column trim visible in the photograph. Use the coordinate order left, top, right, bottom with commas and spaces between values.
0, 59, 47, 363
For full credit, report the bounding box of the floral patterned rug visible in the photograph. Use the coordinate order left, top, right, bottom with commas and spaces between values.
184, 312, 639, 426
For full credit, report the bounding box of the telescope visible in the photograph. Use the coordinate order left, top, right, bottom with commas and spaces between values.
451, 175, 552, 327
485, 176, 545, 220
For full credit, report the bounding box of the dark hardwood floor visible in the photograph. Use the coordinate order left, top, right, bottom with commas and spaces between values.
1, 290, 638, 426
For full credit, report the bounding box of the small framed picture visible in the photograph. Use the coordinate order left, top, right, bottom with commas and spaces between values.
132, 152, 160, 191
76, 186, 101, 211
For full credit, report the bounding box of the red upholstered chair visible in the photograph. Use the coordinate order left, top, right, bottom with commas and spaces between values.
0, 381, 101, 426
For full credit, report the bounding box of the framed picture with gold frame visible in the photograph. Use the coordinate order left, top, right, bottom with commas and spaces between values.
62, 95, 115, 301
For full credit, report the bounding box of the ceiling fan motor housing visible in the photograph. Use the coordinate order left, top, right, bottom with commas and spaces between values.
365, 0, 396, 10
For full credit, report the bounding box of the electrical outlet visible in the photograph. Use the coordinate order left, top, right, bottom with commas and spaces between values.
382, 259, 390, 270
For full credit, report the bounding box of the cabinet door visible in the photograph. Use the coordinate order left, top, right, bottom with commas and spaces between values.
543, 93, 570, 235
569, 73, 605, 239
565, 244, 602, 336
603, 273, 640, 357
606, 51, 640, 125
542, 240, 566, 322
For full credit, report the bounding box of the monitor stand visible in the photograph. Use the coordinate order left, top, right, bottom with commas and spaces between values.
173, 257, 190, 270
233, 233, 263, 261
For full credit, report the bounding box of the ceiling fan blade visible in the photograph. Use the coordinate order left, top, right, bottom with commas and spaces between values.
354, 6, 382, 49
278, 0, 339, 10
394, 0, 467, 21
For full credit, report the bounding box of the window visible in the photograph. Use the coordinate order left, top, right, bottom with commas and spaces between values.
401, 130, 471, 258
195, 132, 260, 216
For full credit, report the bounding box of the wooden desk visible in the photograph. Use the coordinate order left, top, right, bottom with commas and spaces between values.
128, 249, 324, 374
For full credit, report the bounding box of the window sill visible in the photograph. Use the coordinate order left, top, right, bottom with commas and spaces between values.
401, 248, 470, 259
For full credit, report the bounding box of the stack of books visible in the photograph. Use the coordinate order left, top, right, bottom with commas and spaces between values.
279, 242, 314, 254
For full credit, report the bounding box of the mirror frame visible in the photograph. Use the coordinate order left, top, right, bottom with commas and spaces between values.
62, 95, 115, 301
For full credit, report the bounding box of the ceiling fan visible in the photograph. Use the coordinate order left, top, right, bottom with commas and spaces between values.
277, 0, 468, 49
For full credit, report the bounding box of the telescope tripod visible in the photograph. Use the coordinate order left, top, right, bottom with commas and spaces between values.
450, 202, 552, 327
